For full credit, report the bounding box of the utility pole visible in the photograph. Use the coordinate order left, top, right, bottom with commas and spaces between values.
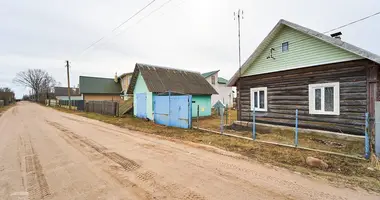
234, 9, 243, 121
66, 60, 72, 109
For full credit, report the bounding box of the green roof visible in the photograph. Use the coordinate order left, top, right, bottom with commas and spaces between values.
79, 76, 121, 94
217, 77, 228, 84
201, 70, 219, 78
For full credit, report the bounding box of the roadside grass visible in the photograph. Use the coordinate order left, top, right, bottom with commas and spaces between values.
54, 107, 380, 192
0, 104, 15, 115
198, 110, 365, 157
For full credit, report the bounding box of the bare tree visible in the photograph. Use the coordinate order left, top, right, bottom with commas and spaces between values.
0, 87, 13, 92
13, 69, 56, 102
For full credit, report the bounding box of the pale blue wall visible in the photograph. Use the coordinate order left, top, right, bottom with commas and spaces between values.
133, 72, 154, 120
191, 95, 212, 117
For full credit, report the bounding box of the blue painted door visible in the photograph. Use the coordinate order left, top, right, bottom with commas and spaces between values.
136, 93, 147, 118
153, 96, 169, 125
153, 95, 191, 129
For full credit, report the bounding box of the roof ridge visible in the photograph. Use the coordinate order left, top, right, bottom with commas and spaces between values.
136, 63, 201, 74
80, 75, 114, 80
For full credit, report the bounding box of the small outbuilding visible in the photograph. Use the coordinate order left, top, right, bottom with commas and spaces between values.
127, 63, 218, 120
79, 76, 122, 102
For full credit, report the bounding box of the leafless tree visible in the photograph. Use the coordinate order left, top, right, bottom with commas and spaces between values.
0, 87, 13, 92
13, 69, 56, 101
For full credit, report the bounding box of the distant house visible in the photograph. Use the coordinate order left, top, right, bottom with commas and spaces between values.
228, 19, 380, 134
127, 63, 218, 120
54, 87, 82, 101
202, 70, 234, 107
117, 72, 133, 100
79, 76, 122, 102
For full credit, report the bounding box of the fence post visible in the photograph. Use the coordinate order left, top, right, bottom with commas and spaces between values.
252, 108, 256, 140
225, 104, 229, 125
295, 109, 299, 147
197, 105, 200, 129
365, 112, 370, 159
220, 108, 224, 134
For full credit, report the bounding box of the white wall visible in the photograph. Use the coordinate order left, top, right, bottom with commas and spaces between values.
205, 72, 234, 107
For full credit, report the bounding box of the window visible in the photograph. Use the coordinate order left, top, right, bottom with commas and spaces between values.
211, 76, 216, 85
308, 82, 340, 115
250, 87, 267, 111
282, 42, 289, 52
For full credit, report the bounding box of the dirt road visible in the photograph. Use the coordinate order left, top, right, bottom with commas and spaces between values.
0, 102, 378, 200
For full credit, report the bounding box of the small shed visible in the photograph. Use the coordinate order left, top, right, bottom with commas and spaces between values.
127, 63, 218, 120
79, 76, 122, 102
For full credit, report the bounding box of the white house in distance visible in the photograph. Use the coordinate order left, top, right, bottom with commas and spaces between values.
202, 70, 234, 107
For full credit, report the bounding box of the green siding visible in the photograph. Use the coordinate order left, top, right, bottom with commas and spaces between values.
133, 72, 154, 120
191, 95, 212, 117
243, 26, 362, 76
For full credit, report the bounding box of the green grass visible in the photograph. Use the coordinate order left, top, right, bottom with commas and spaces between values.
54, 107, 380, 192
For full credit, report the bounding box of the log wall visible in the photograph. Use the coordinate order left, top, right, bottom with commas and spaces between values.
238, 59, 377, 135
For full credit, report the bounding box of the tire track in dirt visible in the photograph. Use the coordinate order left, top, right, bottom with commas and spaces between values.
19, 133, 51, 200
47, 121, 140, 172
47, 120, 206, 200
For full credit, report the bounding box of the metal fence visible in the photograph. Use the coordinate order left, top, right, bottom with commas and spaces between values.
194, 107, 369, 159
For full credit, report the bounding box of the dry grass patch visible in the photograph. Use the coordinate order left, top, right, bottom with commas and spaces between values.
54, 107, 380, 192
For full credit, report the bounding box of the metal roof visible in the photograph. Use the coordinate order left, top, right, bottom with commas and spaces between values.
201, 70, 219, 78
228, 19, 380, 86
127, 63, 218, 95
79, 76, 122, 94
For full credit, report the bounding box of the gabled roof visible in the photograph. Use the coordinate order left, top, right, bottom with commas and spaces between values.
228, 19, 380, 86
54, 87, 81, 96
127, 63, 218, 95
79, 76, 122, 94
218, 77, 228, 84
201, 70, 219, 78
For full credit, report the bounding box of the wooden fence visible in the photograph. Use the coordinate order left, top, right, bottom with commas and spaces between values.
85, 101, 119, 116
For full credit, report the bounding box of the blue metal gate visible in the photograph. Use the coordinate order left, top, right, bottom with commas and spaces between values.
153, 95, 192, 129
136, 93, 147, 118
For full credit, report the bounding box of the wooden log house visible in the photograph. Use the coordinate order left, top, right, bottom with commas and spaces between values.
228, 19, 380, 135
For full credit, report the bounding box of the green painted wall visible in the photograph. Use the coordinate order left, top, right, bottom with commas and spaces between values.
133, 72, 154, 120
191, 95, 212, 117
243, 26, 362, 76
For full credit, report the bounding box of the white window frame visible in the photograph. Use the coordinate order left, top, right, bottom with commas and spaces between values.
308, 82, 340, 115
250, 87, 267, 112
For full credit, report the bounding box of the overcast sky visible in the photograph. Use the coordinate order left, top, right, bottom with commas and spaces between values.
1, 0, 380, 98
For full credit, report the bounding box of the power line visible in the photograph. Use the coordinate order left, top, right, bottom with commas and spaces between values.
323, 11, 380, 34
269, 11, 380, 52
77, 0, 156, 57
113, 0, 175, 38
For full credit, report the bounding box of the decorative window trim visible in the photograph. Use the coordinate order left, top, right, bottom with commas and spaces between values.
282, 42, 289, 52
308, 82, 340, 115
250, 87, 267, 112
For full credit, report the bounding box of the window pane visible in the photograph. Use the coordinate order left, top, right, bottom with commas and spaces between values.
259, 91, 264, 109
282, 42, 289, 52
325, 87, 334, 111
254, 92, 258, 108
315, 89, 321, 110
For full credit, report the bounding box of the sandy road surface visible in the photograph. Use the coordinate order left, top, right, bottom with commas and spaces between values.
0, 102, 378, 200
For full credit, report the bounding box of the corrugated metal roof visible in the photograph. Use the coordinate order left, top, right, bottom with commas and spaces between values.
217, 77, 228, 84
127, 63, 218, 95
54, 87, 81, 96
201, 70, 219, 78
79, 76, 122, 94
